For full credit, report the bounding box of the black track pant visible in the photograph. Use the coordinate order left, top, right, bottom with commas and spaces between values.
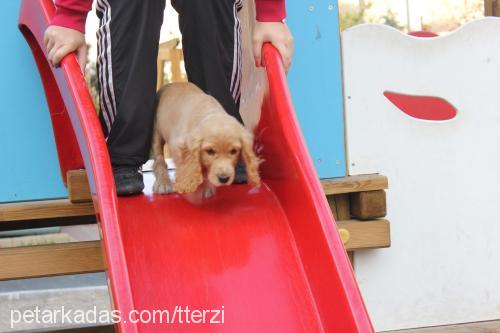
97, 0, 243, 167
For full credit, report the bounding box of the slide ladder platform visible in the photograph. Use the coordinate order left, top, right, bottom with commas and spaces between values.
18, 0, 374, 332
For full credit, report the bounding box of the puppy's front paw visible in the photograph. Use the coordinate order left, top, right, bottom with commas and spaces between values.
202, 186, 216, 199
153, 181, 174, 194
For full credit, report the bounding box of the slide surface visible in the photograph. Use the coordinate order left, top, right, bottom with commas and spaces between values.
18, 0, 373, 332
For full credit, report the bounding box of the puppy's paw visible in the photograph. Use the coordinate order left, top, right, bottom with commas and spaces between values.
182, 185, 215, 204
183, 191, 203, 205
202, 186, 216, 199
153, 181, 174, 194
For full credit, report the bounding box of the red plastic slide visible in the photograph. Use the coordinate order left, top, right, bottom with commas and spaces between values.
18, 0, 373, 332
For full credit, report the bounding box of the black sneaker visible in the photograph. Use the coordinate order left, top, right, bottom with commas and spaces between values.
112, 166, 144, 196
234, 162, 247, 184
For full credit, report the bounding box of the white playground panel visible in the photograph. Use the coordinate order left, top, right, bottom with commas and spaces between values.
342, 18, 500, 331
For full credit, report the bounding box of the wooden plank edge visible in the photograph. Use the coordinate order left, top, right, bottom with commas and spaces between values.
67, 170, 92, 203
337, 219, 391, 250
0, 241, 105, 281
65, 170, 390, 203
0, 199, 95, 222
322, 174, 389, 195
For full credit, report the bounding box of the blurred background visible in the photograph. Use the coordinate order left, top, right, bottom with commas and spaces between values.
338, 0, 483, 32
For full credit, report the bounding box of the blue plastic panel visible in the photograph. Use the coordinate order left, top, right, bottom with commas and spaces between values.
0, 1, 67, 202
286, 1, 346, 179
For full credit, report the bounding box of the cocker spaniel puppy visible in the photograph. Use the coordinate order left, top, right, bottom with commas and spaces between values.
152, 82, 261, 200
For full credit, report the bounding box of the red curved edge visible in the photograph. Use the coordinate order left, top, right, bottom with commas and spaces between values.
384, 91, 457, 121
18, 1, 138, 332
18, 0, 373, 331
261, 44, 373, 332
17, 3, 83, 184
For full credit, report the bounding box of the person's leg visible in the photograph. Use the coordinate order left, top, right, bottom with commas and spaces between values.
172, 0, 243, 123
96, 0, 166, 195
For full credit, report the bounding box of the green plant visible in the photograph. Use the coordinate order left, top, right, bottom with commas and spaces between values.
339, 0, 375, 31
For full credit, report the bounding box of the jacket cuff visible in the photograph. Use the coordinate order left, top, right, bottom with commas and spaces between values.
256, 0, 286, 22
51, 7, 88, 33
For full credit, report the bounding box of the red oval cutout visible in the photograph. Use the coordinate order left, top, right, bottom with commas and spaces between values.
384, 91, 457, 121
409, 31, 438, 38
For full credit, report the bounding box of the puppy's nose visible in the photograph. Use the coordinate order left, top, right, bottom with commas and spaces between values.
218, 175, 230, 184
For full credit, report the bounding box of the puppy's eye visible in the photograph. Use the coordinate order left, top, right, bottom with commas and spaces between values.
229, 148, 238, 155
206, 148, 216, 156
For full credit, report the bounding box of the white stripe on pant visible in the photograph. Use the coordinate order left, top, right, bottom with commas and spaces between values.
96, 0, 117, 136
230, 0, 243, 101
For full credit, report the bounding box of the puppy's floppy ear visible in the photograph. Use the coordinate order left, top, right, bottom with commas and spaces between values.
241, 131, 261, 188
174, 134, 203, 193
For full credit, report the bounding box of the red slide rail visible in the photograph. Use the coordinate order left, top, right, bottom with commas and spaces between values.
260, 45, 373, 332
19, 0, 373, 332
19, 1, 137, 332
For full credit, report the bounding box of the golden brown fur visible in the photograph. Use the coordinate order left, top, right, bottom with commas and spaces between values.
152, 82, 261, 198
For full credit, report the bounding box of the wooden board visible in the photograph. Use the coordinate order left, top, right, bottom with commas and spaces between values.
350, 190, 387, 220
67, 170, 92, 203
0, 241, 105, 280
337, 220, 390, 251
157, 38, 179, 59
342, 19, 500, 330
485, 0, 500, 16
327, 194, 350, 220
0, 199, 94, 222
64, 170, 389, 201
384, 320, 500, 333
321, 174, 388, 195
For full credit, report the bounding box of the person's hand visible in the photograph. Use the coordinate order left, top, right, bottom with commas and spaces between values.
252, 21, 294, 71
44, 25, 87, 73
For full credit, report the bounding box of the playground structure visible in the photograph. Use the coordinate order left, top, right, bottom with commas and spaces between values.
6, 0, 500, 333
0, 0, 393, 332
19, 0, 374, 331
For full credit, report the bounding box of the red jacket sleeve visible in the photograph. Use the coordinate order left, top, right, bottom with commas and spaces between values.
255, 0, 286, 22
50, 0, 285, 32
50, 0, 92, 33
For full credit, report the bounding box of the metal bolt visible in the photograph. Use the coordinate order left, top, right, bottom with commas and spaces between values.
308, 5, 315, 11
318, 158, 322, 163
335, 160, 341, 165
328, 4, 334, 11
